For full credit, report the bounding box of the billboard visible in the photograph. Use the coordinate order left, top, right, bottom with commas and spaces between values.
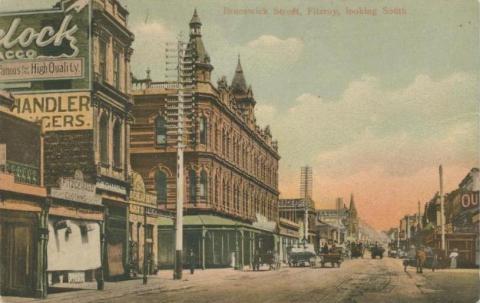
0, 0, 91, 92
12, 91, 93, 131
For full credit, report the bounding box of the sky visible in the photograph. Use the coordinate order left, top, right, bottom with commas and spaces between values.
1, 0, 478, 230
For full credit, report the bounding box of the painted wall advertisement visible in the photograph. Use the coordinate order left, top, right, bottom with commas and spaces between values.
12, 91, 93, 131
0, 0, 91, 92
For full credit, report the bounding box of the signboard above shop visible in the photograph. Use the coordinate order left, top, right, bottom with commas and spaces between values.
0, 0, 91, 92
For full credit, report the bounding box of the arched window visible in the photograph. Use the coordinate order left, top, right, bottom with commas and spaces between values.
113, 120, 122, 167
155, 170, 167, 203
199, 170, 208, 199
155, 116, 167, 145
99, 113, 109, 164
189, 170, 197, 203
199, 117, 207, 145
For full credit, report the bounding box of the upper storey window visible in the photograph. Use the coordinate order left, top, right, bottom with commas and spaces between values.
99, 40, 107, 82
199, 117, 207, 145
113, 51, 120, 89
155, 116, 167, 145
99, 114, 109, 164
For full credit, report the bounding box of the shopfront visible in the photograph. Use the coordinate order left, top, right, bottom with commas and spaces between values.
48, 170, 104, 285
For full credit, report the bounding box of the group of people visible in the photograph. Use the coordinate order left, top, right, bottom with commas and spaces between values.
404, 245, 460, 273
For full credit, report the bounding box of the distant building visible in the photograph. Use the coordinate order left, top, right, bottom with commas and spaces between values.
315, 198, 348, 244
422, 168, 479, 266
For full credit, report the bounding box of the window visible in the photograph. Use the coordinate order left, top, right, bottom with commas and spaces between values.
189, 170, 197, 203
155, 170, 167, 203
113, 120, 122, 168
155, 116, 167, 145
99, 114, 109, 164
113, 51, 120, 89
199, 170, 207, 199
199, 117, 207, 145
99, 40, 107, 82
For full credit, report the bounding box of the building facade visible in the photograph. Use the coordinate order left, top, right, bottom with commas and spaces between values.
0, 0, 135, 295
0, 91, 48, 298
131, 10, 280, 269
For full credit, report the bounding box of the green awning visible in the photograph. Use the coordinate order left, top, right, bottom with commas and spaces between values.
156, 214, 248, 227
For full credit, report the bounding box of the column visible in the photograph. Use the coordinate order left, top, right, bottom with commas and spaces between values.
201, 227, 206, 270
240, 230, 244, 270
97, 207, 108, 290
35, 198, 50, 299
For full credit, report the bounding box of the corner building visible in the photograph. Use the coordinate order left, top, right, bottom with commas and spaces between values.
131, 10, 280, 269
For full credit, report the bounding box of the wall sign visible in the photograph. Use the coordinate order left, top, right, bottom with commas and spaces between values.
51, 170, 102, 206
461, 191, 479, 209
11, 91, 92, 131
0, 0, 91, 92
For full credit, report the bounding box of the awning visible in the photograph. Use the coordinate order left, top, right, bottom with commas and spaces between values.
158, 215, 248, 228
47, 219, 101, 271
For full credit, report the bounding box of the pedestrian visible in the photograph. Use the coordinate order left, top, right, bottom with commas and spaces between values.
416, 246, 426, 274
189, 249, 196, 274
449, 248, 459, 269
431, 250, 438, 272
321, 242, 329, 254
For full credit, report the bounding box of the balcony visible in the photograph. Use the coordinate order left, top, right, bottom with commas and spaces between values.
3, 161, 40, 185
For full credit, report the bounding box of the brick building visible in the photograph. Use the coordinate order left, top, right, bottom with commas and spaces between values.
0, 0, 134, 293
131, 10, 280, 269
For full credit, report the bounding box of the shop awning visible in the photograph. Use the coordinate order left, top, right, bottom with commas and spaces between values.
158, 215, 249, 228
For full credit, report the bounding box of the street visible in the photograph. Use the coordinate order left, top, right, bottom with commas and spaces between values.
3, 257, 478, 303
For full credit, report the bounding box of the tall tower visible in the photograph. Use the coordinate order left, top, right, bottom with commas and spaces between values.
300, 166, 313, 199
188, 9, 213, 82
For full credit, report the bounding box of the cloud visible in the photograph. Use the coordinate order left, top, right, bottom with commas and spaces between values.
268, 72, 478, 229
270, 72, 477, 176
246, 35, 304, 63
130, 21, 175, 80
255, 103, 277, 127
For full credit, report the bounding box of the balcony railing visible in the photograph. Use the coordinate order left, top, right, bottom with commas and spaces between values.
3, 161, 40, 185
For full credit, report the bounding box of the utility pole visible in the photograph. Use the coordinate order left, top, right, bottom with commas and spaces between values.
439, 165, 446, 251
143, 208, 147, 284
166, 33, 194, 280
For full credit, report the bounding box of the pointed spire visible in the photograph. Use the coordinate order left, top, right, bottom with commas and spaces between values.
231, 55, 248, 95
349, 193, 357, 212
190, 8, 202, 26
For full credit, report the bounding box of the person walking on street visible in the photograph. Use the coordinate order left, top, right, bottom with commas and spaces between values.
416, 246, 426, 274
189, 249, 196, 274
449, 248, 459, 269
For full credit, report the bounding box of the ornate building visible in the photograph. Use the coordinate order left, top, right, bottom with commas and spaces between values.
131, 10, 280, 269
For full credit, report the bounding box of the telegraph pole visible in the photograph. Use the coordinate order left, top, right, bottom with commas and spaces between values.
166, 33, 194, 280
439, 165, 446, 251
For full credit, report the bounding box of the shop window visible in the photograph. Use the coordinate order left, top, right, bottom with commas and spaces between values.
155, 170, 167, 203
99, 114, 109, 164
199, 170, 208, 199
113, 120, 122, 168
155, 116, 167, 145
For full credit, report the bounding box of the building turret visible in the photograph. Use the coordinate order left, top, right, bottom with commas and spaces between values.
188, 9, 213, 82
231, 55, 256, 125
